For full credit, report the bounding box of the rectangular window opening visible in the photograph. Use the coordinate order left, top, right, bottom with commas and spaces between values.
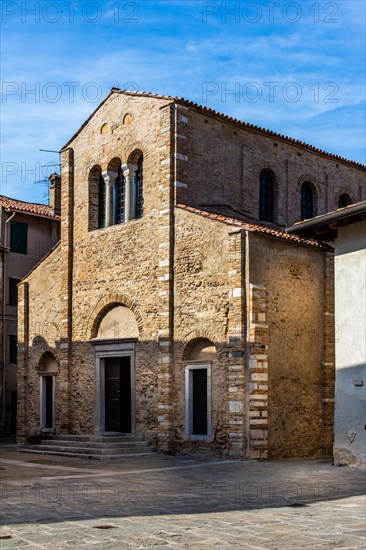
185, 363, 211, 439
192, 369, 208, 435
41, 376, 55, 430
10, 221, 28, 254
9, 278, 20, 306
9, 335, 17, 364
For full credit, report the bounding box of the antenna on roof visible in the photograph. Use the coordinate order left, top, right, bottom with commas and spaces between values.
33, 178, 50, 203
35, 149, 61, 204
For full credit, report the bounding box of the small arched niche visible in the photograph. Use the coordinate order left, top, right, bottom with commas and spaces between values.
96, 305, 139, 340
184, 338, 216, 362
123, 113, 133, 125
39, 351, 58, 374
101, 123, 110, 134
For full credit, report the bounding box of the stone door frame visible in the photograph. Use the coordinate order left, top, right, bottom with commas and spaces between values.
92, 339, 137, 434
39, 374, 56, 432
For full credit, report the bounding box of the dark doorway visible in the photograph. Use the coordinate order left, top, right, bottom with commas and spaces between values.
192, 369, 208, 435
10, 391, 17, 434
105, 357, 131, 432
44, 376, 53, 429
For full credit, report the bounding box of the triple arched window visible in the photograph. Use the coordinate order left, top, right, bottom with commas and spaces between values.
92, 154, 143, 230
259, 170, 275, 223
301, 182, 316, 220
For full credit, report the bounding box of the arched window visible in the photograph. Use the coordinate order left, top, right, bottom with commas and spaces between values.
134, 156, 143, 219
98, 174, 106, 228
259, 170, 275, 222
301, 182, 316, 220
114, 166, 125, 224
338, 193, 352, 208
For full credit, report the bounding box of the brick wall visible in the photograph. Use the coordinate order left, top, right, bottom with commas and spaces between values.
175, 107, 365, 225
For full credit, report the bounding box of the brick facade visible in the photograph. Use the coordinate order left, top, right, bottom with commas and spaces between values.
17, 90, 365, 459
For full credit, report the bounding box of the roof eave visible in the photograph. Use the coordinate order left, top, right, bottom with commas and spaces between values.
59, 88, 365, 170
287, 202, 366, 238
2, 206, 60, 221
60, 89, 115, 151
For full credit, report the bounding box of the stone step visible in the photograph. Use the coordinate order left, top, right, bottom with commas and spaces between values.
18, 447, 156, 460
51, 434, 145, 443
24, 444, 155, 456
42, 439, 150, 449
18, 433, 155, 460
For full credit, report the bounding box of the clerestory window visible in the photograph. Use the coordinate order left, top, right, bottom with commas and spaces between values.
337, 193, 352, 208
301, 182, 316, 220
259, 170, 275, 223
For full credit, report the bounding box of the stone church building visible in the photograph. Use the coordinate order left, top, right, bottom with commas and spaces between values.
17, 90, 365, 459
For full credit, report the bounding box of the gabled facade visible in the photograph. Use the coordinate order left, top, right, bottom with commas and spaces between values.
17, 90, 366, 458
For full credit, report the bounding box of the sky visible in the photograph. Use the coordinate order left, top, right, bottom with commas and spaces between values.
1, 0, 365, 204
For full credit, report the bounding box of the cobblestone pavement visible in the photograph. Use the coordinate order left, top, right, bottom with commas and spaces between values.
0, 446, 365, 549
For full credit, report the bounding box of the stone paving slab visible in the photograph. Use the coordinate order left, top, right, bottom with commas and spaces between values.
0, 446, 365, 549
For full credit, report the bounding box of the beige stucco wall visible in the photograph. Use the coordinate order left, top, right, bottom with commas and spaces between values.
334, 220, 366, 468
1, 210, 59, 435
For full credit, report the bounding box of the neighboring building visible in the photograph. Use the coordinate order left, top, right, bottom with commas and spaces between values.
16, 90, 366, 460
287, 202, 366, 468
0, 177, 61, 436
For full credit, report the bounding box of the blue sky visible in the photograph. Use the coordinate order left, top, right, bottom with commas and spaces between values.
1, 0, 365, 203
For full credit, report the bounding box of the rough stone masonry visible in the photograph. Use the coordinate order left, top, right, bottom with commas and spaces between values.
17, 89, 366, 459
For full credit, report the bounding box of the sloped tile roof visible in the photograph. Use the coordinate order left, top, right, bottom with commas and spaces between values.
0, 195, 60, 219
176, 204, 327, 249
62, 88, 366, 170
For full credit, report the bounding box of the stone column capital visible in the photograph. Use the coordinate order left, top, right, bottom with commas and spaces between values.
108, 170, 119, 181
121, 163, 138, 178
101, 171, 113, 187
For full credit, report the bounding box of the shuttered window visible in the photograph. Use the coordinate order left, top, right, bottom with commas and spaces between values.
10, 222, 28, 254
9, 335, 17, 364
9, 278, 20, 306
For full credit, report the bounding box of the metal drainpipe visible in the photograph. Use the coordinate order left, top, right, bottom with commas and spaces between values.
2, 210, 16, 433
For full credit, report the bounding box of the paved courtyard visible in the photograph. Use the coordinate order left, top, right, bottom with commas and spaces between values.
0, 445, 365, 549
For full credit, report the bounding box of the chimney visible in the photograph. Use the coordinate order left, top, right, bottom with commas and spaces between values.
49, 173, 61, 216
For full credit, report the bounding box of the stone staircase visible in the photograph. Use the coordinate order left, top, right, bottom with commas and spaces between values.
18, 434, 156, 460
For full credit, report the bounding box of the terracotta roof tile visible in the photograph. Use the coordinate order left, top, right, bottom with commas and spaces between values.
176, 204, 327, 249
0, 195, 60, 219
112, 90, 365, 170
62, 89, 365, 170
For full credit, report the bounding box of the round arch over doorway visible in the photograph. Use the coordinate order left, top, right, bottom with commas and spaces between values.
90, 300, 141, 435
85, 293, 144, 340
